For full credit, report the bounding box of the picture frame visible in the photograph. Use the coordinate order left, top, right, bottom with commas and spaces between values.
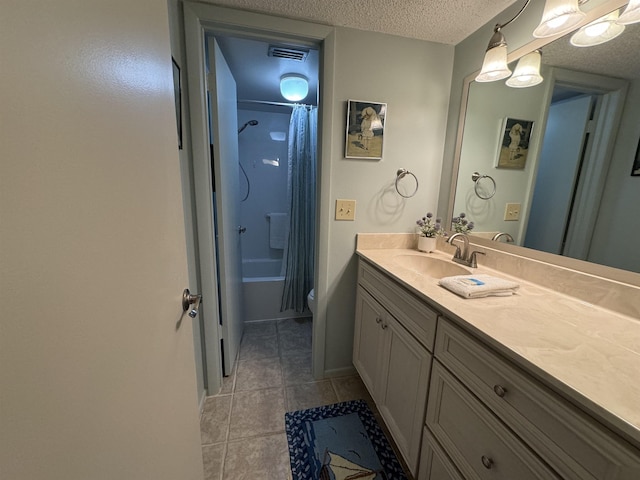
495, 117, 534, 169
631, 138, 640, 176
172, 57, 183, 150
345, 100, 387, 159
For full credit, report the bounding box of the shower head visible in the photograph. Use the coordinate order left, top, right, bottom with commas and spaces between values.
238, 120, 259, 134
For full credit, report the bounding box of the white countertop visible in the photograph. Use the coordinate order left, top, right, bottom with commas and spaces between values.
356, 247, 640, 448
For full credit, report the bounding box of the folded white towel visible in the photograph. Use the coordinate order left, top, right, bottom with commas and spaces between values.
439, 274, 520, 299
268, 213, 287, 249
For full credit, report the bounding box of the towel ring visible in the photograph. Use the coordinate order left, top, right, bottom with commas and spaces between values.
471, 172, 496, 200
395, 168, 419, 198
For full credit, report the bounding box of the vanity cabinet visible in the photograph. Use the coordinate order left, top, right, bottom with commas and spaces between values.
354, 255, 640, 480
354, 260, 437, 475
424, 317, 640, 480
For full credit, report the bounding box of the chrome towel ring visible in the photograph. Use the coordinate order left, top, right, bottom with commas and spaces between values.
395, 168, 419, 198
472, 172, 496, 200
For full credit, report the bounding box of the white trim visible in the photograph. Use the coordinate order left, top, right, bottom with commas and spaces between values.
323, 366, 358, 378
183, 2, 336, 383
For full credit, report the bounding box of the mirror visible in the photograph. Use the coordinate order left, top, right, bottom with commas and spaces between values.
451, 8, 640, 275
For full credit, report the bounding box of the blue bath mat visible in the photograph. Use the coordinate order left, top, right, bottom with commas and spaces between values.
285, 400, 408, 479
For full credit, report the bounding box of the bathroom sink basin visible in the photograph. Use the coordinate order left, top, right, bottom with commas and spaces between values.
393, 254, 471, 278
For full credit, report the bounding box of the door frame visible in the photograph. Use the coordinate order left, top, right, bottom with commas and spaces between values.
183, 3, 335, 391
521, 67, 628, 260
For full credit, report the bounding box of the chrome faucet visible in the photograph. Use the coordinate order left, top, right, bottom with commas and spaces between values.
447, 232, 468, 262
447, 232, 485, 268
492, 232, 514, 243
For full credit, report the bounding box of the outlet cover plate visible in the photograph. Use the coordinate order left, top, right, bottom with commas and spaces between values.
335, 199, 356, 221
504, 203, 521, 221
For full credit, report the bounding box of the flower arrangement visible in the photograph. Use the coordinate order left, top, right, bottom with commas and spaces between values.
416, 213, 445, 238
451, 212, 475, 233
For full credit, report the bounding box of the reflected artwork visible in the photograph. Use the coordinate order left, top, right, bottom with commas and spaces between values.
495, 117, 534, 169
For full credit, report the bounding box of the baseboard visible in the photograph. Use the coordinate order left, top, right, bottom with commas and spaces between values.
245, 314, 312, 324
323, 366, 357, 378
198, 390, 207, 416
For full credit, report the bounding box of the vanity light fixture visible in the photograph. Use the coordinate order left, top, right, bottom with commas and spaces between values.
533, 0, 587, 38
476, 0, 532, 82
570, 10, 625, 47
280, 74, 308, 102
617, 0, 640, 25
506, 50, 544, 87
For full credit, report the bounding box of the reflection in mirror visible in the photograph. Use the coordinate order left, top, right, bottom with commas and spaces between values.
452, 16, 640, 274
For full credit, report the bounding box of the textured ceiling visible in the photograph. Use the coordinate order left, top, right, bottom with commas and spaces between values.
202, 0, 519, 45
542, 21, 640, 80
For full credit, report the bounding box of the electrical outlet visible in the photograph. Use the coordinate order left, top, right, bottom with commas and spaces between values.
335, 199, 356, 221
504, 203, 521, 221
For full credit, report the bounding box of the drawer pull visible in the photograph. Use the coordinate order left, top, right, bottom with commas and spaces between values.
481, 455, 494, 469
493, 384, 507, 398
375, 317, 382, 324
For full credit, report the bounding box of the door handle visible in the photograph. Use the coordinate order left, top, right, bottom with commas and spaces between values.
182, 289, 202, 318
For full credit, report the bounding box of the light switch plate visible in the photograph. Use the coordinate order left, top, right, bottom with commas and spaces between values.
504, 202, 521, 221
335, 199, 356, 221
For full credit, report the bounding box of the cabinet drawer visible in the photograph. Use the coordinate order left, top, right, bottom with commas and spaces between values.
426, 361, 560, 480
418, 427, 464, 480
358, 260, 438, 351
436, 318, 640, 480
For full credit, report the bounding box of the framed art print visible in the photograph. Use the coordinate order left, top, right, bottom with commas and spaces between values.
495, 117, 534, 169
345, 100, 386, 159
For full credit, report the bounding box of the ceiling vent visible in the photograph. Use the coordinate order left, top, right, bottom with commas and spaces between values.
268, 45, 309, 62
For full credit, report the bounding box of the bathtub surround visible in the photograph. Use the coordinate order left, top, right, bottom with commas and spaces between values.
267, 213, 287, 249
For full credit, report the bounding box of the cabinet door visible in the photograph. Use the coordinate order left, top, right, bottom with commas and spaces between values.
378, 315, 432, 476
353, 286, 386, 400
418, 427, 465, 480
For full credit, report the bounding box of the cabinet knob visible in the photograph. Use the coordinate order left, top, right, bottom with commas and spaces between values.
493, 384, 507, 398
375, 317, 382, 324
381, 323, 388, 330
481, 455, 494, 469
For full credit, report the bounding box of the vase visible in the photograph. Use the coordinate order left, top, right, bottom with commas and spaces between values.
418, 236, 437, 253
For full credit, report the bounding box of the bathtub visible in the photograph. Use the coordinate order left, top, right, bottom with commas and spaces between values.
241, 258, 309, 322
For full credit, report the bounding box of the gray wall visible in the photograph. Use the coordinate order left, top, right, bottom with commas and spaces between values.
323, 27, 453, 373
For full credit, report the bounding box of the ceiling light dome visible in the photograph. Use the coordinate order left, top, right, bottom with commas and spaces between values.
533, 0, 586, 38
476, 27, 512, 82
570, 10, 625, 47
506, 50, 544, 88
280, 74, 308, 102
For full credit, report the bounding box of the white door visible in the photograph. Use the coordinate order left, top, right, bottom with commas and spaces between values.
207, 37, 245, 375
524, 95, 592, 254
0, 1, 203, 479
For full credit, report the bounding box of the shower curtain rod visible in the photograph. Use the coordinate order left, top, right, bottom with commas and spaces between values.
237, 99, 315, 109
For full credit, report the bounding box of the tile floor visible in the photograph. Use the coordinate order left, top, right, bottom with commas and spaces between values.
199, 317, 400, 480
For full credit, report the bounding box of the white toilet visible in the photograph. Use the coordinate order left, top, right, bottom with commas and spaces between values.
307, 289, 316, 315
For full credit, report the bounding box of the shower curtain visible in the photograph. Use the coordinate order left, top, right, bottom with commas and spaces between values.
281, 105, 317, 313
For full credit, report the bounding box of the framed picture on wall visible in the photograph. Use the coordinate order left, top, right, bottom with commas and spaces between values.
631, 138, 640, 176
495, 117, 534, 169
345, 100, 387, 160
172, 57, 183, 150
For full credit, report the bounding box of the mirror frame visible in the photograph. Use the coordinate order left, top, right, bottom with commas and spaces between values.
446, 0, 640, 287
